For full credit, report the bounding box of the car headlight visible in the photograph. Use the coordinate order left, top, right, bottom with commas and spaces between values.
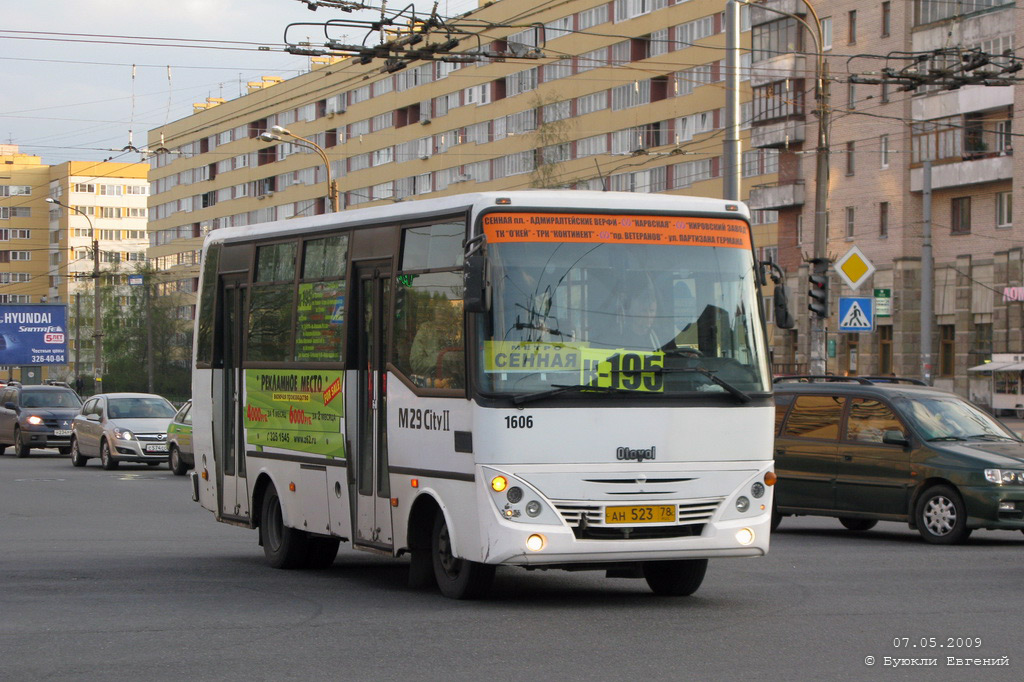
113, 427, 135, 441
26, 415, 44, 425
984, 468, 1024, 485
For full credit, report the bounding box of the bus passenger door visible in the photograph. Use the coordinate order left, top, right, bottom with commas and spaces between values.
215, 274, 249, 521
352, 262, 393, 550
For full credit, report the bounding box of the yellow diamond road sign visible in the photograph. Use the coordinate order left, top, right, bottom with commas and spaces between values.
835, 245, 875, 291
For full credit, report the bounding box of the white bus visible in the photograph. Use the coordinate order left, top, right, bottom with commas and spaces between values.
189, 191, 780, 598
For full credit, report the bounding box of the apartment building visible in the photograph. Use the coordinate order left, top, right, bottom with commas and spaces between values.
146, 0, 782, 321
749, 0, 1019, 400
0, 146, 149, 382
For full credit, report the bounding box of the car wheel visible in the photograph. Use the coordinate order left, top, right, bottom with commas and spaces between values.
643, 559, 708, 596
839, 518, 878, 531
0, 443, 6, 456
70, 438, 87, 467
169, 445, 188, 476
915, 484, 971, 545
432, 510, 494, 599
261, 486, 308, 569
100, 440, 118, 470
14, 428, 30, 458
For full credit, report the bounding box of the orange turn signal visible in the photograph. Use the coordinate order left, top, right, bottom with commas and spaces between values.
289, 482, 296, 492
411, 478, 419, 488
764, 471, 777, 486
201, 469, 208, 481
491, 476, 508, 492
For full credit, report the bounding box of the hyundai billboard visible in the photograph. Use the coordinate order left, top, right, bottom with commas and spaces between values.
0, 305, 69, 366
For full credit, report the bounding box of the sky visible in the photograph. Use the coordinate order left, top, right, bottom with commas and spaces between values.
1, 0, 478, 166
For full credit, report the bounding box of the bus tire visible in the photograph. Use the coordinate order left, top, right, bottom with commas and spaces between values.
304, 536, 340, 569
431, 511, 494, 600
643, 559, 708, 596
261, 486, 308, 569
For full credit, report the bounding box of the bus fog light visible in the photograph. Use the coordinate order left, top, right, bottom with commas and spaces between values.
526, 534, 546, 551
735, 496, 750, 512
750, 482, 765, 498
735, 528, 754, 545
525, 500, 542, 517
506, 486, 523, 504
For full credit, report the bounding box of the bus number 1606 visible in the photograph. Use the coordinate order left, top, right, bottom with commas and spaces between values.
505, 415, 533, 429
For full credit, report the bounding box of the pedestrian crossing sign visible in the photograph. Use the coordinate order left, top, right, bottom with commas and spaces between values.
838, 297, 874, 333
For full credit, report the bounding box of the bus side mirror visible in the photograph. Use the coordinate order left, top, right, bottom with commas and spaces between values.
773, 282, 795, 329
464, 253, 490, 313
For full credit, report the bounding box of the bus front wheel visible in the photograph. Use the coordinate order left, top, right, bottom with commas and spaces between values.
643, 559, 708, 596
261, 486, 308, 569
431, 511, 494, 599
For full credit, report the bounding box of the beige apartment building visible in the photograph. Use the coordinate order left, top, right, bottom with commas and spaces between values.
146, 0, 781, 320
0, 146, 149, 382
750, 0, 1021, 402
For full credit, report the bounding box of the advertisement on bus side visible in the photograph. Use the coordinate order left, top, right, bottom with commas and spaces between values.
243, 369, 346, 458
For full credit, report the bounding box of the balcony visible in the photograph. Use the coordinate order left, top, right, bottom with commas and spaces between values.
910, 154, 1012, 192
910, 122, 1013, 191
751, 119, 806, 149
750, 0, 808, 27
748, 180, 805, 210
750, 54, 807, 88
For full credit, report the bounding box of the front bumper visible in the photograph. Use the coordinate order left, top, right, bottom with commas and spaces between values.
112, 438, 170, 462
962, 485, 1024, 529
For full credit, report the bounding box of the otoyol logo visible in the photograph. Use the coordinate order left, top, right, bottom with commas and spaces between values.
616, 446, 656, 462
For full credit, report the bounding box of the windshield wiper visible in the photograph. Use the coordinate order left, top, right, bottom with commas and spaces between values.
512, 383, 647, 406
965, 434, 1019, 442
666, 367, 751, 404
927, 436, 967, 442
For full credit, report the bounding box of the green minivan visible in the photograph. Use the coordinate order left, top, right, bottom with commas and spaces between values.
773, 377, 1024, 544
167, 399, 194, 476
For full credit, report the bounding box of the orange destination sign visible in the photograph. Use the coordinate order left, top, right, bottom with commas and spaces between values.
481, 212, 751, 249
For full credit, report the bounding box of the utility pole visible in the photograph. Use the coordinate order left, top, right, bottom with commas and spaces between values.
145, 274, 154, 393
921, 160, 934, 385
74, 292, 81, 384
723, 0, 741, 201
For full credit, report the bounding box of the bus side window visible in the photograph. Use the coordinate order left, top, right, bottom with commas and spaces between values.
392, 220, 467, 390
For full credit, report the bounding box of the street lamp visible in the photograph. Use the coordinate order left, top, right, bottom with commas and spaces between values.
259, 125, 340, 212
46, 197, 102, 394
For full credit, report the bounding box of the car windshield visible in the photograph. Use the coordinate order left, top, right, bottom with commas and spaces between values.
22, 390, 82, 409
900, 396, 1018, 441
476, 221, 771, 399
107, 397, 176, 419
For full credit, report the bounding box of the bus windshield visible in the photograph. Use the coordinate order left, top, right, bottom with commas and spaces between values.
477, 217, 771, 399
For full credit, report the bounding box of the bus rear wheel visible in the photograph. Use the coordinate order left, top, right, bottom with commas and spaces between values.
431, 511, 494, 599
643, 559, 708, 596
261, 486, 308, 569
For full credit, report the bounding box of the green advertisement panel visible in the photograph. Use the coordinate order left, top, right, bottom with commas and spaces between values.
244, 369, 345, 458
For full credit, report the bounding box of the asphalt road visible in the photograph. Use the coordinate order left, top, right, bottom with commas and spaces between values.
2, 450, 1022, 682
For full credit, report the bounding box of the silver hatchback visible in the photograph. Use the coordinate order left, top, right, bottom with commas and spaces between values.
70, 393, 177, 469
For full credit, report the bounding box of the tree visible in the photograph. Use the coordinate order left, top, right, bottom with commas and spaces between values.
530, 93, 572, 189
98, 263, 192, 401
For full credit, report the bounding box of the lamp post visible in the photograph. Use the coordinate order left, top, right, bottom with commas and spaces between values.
737, 0, 829, 374
47, 197, 102, 394
259, 125, 340, 212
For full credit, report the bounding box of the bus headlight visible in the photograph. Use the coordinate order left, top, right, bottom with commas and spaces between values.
482, 467, 559, 525
735, 496, 750, 513
750, 482, 765, 498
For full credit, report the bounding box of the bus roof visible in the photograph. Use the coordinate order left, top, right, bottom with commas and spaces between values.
204, 191, 751, 246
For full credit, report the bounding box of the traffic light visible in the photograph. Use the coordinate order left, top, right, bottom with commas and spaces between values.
808, 259, 830, 318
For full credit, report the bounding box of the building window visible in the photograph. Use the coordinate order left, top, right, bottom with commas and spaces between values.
796, 214, 804, 246
939, 325, 955, 377
846, 141, 855, 175
881, 2, 891, 37
881, 80, 889, 103
879, 202, 889, 237
996, 191, 1012, 229
951, 197, 971, 234
751, 18, 800, 63
848, 10, 857, 44
845, 206, 855, 238
821, 17, 832, 51
880, 134, 890, 168
847, 82, 856, 109
879, 325, 893, 375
